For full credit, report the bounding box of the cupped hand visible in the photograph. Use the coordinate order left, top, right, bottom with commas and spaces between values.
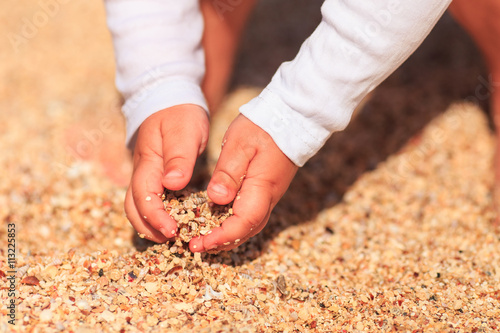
125, 104, 209, 242
189, 114, 298, 252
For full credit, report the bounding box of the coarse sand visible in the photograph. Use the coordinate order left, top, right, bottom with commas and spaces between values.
1, 1, 499, 332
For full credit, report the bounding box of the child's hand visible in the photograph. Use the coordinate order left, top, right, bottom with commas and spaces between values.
125, 104, 209, 243
189, 114, 298, 252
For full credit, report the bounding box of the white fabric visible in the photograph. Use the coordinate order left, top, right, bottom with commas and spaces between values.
105, 0, 452, 165
240, 0, 452, 166
104, 0, 208, 146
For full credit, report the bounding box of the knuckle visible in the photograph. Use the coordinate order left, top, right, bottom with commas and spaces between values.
214, 169, 240, 189
235, 138, 258, 162
164, 155, 190, 167
241, 215, 260, 231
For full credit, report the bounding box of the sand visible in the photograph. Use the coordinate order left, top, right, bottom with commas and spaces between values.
1, 1, 499, 332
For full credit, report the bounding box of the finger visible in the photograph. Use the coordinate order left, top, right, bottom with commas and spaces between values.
131, 156, 178, 238
190, 177, 272, 252
161, 111, 208, 191
207, 134, 253, 205
125, 187, 167, 243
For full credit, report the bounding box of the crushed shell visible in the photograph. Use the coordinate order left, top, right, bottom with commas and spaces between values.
162, 189, 233, 245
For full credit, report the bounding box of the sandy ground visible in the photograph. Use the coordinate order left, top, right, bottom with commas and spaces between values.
1, 0, 499, 332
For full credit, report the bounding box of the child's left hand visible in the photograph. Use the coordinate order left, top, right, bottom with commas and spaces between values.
189, 114, 298, 252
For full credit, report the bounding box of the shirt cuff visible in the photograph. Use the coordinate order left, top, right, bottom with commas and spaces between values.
123, 79, 208, 148
240, 88, 347, 167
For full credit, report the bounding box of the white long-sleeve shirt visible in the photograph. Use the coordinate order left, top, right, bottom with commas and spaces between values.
105, 0, 452, 166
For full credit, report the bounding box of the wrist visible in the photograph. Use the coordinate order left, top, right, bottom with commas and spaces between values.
123, 80, 208, 149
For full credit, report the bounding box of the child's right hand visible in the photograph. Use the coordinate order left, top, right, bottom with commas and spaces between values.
124, 104, 209, 243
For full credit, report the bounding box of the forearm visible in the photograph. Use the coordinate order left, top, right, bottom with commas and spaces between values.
104, 0, 208, 146
240, 0, 452, 166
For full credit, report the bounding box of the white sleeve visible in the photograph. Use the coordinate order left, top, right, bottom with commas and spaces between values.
104, 0, 208, 146
240, 0, 452, 166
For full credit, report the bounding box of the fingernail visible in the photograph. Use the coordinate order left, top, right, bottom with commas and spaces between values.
164, 169, 184, 180
210, 184, 228, 196
159, 227, 176, 238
